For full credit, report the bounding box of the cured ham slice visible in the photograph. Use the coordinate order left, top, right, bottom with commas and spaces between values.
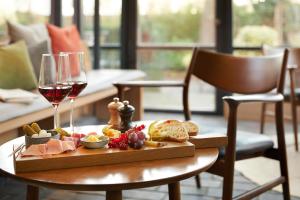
47, 139, 64, 154
22, 144, 47, 156
62, 141, 76, 152
22, 139, 76, 157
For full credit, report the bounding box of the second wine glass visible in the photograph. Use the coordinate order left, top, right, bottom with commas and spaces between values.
64, 52, 87, 133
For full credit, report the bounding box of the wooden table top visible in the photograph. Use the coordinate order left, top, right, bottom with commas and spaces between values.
0, 125, 219, 191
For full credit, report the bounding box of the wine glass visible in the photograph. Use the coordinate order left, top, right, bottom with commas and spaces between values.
63, 52, 87, 133
38, 53, 72, 129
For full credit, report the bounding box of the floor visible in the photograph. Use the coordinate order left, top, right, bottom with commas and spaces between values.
0, 112, 299, 200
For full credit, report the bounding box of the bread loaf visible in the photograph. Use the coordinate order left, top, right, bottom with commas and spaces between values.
182, 121, 199, 136
148, 120, 189, 142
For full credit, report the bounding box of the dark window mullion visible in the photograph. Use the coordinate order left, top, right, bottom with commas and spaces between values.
93, 0, 100, 69
50, 0, 62, 26
215, 0, 233, 115
120, 0, 137, 69
73, 0, 83, 35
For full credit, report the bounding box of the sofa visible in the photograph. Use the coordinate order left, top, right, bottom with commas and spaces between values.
0, 21, 145, 144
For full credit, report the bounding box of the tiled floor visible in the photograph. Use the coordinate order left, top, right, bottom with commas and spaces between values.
0, 112, 299, 200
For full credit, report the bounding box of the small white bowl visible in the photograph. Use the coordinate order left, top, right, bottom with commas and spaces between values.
80, 136, 109, 149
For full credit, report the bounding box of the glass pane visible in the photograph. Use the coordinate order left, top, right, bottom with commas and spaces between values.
82, 0, 121, 46
100, 49, 120, 69
0, 0, 50, 36
82, 0, 121, 69
100, 0, 121, 44
137, 49, 215, 111
137, 0, 216, 111
233, 0, 300, 46
138, 0, 215, 46
62, 0, 74, 26
82, 0, 94, 46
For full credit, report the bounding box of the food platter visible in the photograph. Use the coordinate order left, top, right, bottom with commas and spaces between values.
14, 140, 195, 173
13, 120, 227, 173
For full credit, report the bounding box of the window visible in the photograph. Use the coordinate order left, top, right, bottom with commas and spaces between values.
0, 0, 50, 37
233, 0, 300, 47
82, 0, 121, 69
62, 0, 74, 26
137, 0, 216, 112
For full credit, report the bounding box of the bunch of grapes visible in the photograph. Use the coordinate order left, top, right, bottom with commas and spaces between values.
127, 125, 146, 149
108, 125, 146, 150
108, 133, 128, 150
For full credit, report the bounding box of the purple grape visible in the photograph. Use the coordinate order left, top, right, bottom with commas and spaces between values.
137, 131, 145, 140
134, 140, 144, 149
128, 132, 138, 144
129, 142, 135, 148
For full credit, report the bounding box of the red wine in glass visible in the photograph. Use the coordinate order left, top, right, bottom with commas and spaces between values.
39, 84, 72, 105
68, 81, 87, 99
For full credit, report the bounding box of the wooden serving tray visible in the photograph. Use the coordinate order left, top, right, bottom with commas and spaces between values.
14, 141, 195, 173
189, 134, 228, 149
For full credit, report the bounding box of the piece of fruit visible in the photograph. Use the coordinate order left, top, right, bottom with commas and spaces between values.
31, 123, 41, 133
134, 140, 144, 149
119, 141, 128, 150
23, 125, 38, 136
56, 127, 71, 137
128, 132, 138, 143
137, 131, 145, 140
86, 135, 100, 142
145, 140, 167, 147
102, 125, 121, 138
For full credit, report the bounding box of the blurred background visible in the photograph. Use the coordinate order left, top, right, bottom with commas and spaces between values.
1, 0, 299, 113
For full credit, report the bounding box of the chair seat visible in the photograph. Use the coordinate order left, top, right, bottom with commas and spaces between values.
284, 88, 300, 101
217, 131, 274, 160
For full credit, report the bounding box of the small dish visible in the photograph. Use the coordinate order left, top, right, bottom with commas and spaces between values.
25, 130, 59, 148
80, 135, 109, 149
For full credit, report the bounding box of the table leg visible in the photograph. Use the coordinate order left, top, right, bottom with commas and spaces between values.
26, 185, 39, 200
168, 182, 181, 200
106, 190, 122, 200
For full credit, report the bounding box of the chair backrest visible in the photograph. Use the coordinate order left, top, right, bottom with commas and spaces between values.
184, 48, 288, 94
286, 48, 300, 88
263, 45, 300, 88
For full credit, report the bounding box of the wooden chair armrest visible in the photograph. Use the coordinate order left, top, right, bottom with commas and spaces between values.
113, 80, 185, 88
287, 64, 298, 70
223, 93, 284, 104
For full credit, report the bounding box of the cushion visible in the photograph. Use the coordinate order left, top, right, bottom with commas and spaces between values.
28, 40, 51, 79
46, 24, 83, 75
0, 41, 37, 90
7, 21, 51, 50
218, 131, 274, 160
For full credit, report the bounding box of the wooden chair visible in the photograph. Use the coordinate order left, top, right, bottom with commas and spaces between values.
114, 48, 290, 200
260, 46, 299, 151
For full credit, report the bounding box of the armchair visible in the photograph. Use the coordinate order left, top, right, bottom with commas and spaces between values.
114, 48, 290, 200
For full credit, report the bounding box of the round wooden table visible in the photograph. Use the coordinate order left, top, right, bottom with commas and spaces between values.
0, 126, 219, 200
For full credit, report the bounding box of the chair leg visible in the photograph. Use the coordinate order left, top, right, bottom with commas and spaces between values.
194, 174, 201, 188
260, 103, 267, 134
222, 162, 235, 200
27, 185, 39, 200
275, 102, 291, 200
290, 99, 298, 151
116, 85, 125, 101
279, 152, 291, 200
221, 101, 238, 200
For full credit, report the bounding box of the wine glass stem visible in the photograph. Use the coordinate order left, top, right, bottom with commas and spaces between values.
70, 98, 75, 133
53, 104, 59, 129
